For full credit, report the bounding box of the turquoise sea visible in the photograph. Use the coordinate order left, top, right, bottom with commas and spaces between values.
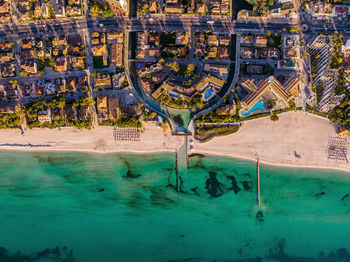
0, 151, 350, 261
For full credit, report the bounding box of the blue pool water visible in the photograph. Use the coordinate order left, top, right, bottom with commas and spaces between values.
241, 98, 266, 117
136, 62, 145, 69
203, 89, 214, 100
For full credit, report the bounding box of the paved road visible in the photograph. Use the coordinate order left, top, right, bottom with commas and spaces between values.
0, 15, 347, 40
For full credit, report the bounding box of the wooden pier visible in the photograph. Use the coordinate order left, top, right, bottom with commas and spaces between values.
174, 136, 188, 192
257, 157, 261, 207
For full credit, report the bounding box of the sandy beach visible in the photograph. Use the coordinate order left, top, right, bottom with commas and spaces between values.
193, 111, 350, 172
0, 112, 349, 172
0, 123, 184, 154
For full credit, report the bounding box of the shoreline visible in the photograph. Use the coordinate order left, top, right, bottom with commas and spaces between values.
1, 145, 349, 173
0, 146, 176, 155
0, 112, 349, 173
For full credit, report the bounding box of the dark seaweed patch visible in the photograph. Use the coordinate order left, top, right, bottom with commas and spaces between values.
34, 155, 83, 167
62, 170, 86, 184
256, 210, 264, 223
0, 246, 74, 262
125, 191, 147, 210
240, 181, 253, 191
167, 240, 350, 262
315, 192, 326, 198
231, 169, 240, 177
123, 170, 141, 179
266, 239, 350, 262
205, 172, 224, 198
166, 183, 177, 192
178, 176, 185, 193
149, 187, 178, 208
226, 175, 241, 194
188, 153, 205, 158
190, 157, 204, 169
117, 155, 131, 169
191, 186, 200, 196
242, 172, 253, 179
164, 167, 174, 173
341, 194, 349, 201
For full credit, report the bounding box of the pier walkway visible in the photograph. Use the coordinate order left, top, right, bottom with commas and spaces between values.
175, 136, 188, 191
257, 157, 261, 207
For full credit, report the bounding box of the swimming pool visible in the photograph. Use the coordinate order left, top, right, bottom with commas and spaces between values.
136, 63, 145, 70
241, 98, 266, 117
203, 89, 214, 100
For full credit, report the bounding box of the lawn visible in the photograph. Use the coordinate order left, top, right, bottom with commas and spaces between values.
195, 124, 240, 143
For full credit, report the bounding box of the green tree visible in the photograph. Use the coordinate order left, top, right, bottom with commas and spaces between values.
171, 61, 180, 73
73, 100, 80, 107
116, 115, 142, 128
50, 95, 66, 109
48, 3, 56, 18
270, 112, 279, 121
90, 2, 101, 16
289, 27, 300, 33
79, 96, 95, 106
186, 64, 196, 75
102, 6, 114, 17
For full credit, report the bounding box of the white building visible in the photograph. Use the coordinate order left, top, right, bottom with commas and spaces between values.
308, 35, 344, 113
